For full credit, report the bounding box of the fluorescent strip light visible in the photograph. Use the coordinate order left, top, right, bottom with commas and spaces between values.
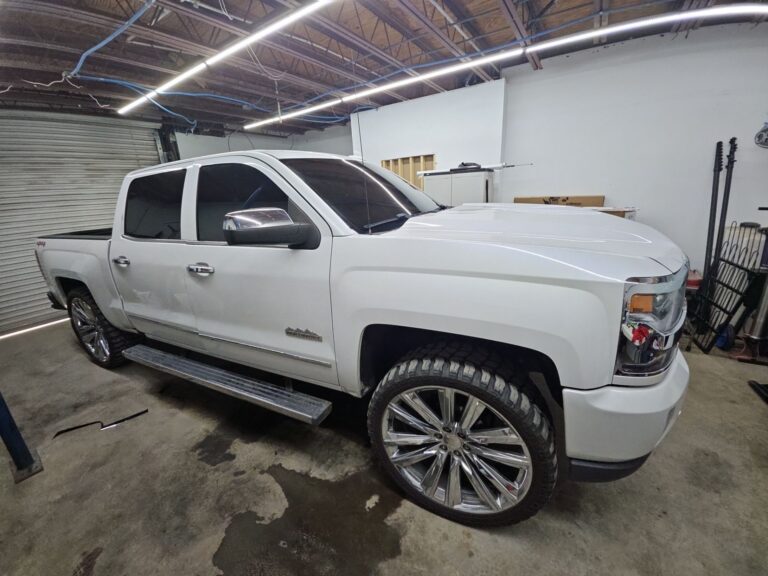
243, 3, 768, 130
244, 99, 342, 129
118, 0, 335, 115
528, 4, 768, 53
0, 318, 69, 342
156, 62, 208, 93
342, 48, 524, 103
245, 48, 524, 129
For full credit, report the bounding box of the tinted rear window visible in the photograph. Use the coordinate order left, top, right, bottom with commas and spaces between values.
124, 170, 185, 239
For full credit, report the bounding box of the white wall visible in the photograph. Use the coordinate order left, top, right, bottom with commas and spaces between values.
290, 124, 353, 155
500, 25, 768, 269
176, 131, 287, 158
351, 80, 505, 170
175, 123, 353, 159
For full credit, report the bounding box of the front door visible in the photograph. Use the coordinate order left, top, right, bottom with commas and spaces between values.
183, 157, 338, 388
110, 167, 203, 351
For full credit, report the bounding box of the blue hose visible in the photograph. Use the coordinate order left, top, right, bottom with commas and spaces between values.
70, 0, 156, 77
77, 75, 197, 129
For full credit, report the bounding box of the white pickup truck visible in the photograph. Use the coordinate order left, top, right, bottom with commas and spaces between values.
35, 150, 689, 526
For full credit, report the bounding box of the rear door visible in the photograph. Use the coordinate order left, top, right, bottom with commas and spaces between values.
183, 156, 338, 388
110, 167, 203, 350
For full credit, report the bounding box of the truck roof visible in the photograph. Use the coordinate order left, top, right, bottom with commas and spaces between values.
127, 149, 355, 177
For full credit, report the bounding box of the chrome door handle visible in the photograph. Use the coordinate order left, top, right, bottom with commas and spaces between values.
187, 263, 215, 275
112, 256, 130, 267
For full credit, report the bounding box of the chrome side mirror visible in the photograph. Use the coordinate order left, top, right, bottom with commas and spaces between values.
223, 207, 294, 230
222, 208, 318, 249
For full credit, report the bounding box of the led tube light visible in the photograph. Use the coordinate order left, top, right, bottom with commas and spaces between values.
342, 48, 525, 103
244, 99, 343, 129
243, 3, 768, 130
527, 4, 768, 53
118, 0, 335, 115
243, 48, 525, 129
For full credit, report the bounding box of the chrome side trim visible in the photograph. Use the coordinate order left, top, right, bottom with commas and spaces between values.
121, 235, 187, 244
124, 313, 332, 368
200, 332, 332, 368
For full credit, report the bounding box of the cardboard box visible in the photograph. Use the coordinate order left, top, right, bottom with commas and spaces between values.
514, 195, 605, 207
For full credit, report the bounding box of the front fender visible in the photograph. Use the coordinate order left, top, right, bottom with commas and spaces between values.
332, 262, 622, 395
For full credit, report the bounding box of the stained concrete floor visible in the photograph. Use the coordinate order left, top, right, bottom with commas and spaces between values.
1, 323, 766, 576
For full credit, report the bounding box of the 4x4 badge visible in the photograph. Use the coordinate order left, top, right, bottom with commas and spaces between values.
285, 327, 322, 342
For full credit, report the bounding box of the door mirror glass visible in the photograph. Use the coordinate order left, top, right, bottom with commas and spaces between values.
223, 208, 318, 249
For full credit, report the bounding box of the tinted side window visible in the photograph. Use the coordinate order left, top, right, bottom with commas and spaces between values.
196, 163, 304, 242
124, 170, 185, 239
281, 158, 435, 233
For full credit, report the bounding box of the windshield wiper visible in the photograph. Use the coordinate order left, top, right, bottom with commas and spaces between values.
363, 212, 410, 232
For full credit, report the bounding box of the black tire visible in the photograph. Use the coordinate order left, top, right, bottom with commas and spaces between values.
67, 286, 138, 368
367, 341, 557, 527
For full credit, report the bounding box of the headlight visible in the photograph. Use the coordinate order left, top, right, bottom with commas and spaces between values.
616, 264, 687, 376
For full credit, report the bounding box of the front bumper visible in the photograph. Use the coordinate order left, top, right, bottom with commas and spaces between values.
563, 351, 689, 464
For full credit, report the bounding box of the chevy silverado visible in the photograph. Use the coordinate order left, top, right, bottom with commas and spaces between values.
35, 151, 689, 525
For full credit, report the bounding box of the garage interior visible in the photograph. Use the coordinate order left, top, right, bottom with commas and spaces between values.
1, 1, 767, 575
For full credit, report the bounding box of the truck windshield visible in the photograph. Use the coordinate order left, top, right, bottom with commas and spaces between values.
281, 158, 440, 233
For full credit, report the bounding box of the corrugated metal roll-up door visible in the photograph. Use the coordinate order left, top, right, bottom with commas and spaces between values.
0, 111, 161, 335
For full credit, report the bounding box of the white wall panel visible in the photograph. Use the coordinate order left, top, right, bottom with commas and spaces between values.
351, 80, 505, 176
500, 24, 768, 269
176, 124, 353, 159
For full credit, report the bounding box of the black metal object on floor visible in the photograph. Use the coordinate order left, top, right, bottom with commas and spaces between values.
690, 222, 765, 352
0, 391, 43, 483
702, 141, 723, 283
748, 381, 768, 405
712, 138, 738, 268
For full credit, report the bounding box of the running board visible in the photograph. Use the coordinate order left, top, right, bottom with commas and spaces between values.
123, 344, 332, 425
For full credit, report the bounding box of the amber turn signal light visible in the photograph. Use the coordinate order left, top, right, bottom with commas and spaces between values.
629, 294, 654, 313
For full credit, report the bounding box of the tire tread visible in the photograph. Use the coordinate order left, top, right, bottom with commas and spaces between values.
367, 341, 557, 526
67, 287, 139, 368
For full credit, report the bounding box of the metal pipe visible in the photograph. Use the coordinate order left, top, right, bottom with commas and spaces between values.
713, 137, 739, 270
703, 140, 723, 283
0, 391, 43, 483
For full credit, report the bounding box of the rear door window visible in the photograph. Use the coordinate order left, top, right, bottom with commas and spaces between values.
124, 170, 186, 240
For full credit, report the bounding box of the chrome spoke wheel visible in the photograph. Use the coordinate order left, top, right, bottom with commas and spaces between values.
70, 298, 110, 363
381, 386, 532, 515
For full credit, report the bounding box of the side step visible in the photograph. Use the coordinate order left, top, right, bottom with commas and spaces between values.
123, 344, 332, 425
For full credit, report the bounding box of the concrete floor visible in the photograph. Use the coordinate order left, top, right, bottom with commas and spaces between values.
1, 323, 766, 576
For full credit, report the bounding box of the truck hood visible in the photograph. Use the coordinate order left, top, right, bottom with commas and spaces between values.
390, 203, 686, 274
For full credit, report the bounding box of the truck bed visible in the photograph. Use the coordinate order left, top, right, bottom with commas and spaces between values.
39, 228, 112, 240
35, 231, 129, 329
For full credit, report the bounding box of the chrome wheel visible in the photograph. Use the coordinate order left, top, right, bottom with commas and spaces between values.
381, 386, 532, 514
70, 297, 110, 363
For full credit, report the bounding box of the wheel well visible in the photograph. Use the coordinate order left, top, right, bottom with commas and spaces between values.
359, 324, 564, 426
56, 277, 88, 302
